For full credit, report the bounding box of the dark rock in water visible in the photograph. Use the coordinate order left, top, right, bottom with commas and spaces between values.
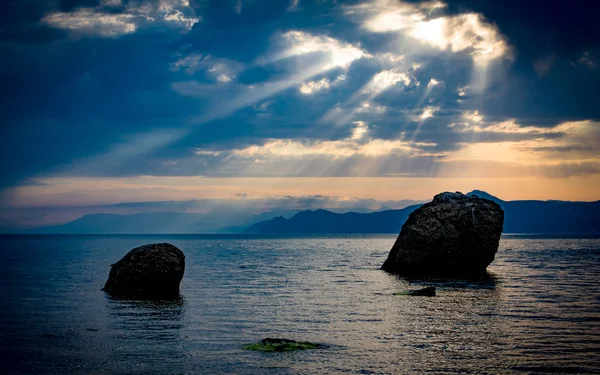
103, 243, 185, 299
393, 286, 436, 296
382, 192, 504, 276
242, 338, 327, 352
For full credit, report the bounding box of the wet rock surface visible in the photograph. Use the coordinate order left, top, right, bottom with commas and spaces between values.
103, 243, 185, 299
382, 192, 504, 276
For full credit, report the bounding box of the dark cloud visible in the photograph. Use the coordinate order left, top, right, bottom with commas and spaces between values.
0, 1, 65, 43
443, 0, 600, 124
445, 0, 600, 59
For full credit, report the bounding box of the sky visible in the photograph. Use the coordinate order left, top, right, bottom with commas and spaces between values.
1, 0, 600, 229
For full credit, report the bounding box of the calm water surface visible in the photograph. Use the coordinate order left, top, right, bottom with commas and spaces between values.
1, 234, 599, 374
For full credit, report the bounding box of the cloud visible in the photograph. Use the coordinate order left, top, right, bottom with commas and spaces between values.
270, 30, 370, 69
364, 70, 411, 94
461, 110, 483, 123
235, 0, 243, 14
518, 121, 600, 160
231, 134, 416, 159
427, 78, 440, 88
354, 101, 387, 115
4, 0, 599, 199
350, 121, 369, 140
441, 121, 600, 178
456, 86, 469, 97
579, 51, 597, 69
287, 0, 301, 11
299, 77, 330, 94
317, 67, 416, 128
42, 9, 138, 37
173, 31, 370, 123
171, 53, 243, 83
418, 106, 438, 120
533, 54, 557, 77
42, 0, 200, 37
61, 118, 596, 180
377, 53, 405, 64
101, 0, 123, 6
346, 0, 511, 66
38, 29, 369, 181
299, 75, 345, 94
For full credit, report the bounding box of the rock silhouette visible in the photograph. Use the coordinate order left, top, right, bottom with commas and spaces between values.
382, 192, 504, 276
103, 243, 185, 299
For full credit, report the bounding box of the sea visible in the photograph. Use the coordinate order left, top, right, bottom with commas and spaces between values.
1, 234, 599, 375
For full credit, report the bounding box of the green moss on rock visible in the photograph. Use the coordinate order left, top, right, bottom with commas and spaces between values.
242, 338, 325, 352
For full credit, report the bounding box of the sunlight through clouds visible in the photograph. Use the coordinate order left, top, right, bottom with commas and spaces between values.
363, 70, 411, 95
32, 1, 599, 195
74, 29, 371, 176
299, 75, 346, 95
418, 106, 438, 120
171, 54, 242, 84
231, 121, 421, 159
351, 121, 369, 140
427, 78, 440, 88
346, 0, 511, 66
319, 67, 415, 126
270, 31, 370, 69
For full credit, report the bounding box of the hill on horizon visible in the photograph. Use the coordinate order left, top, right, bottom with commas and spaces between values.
247, 190, 600, 235
25, 204, 412, 235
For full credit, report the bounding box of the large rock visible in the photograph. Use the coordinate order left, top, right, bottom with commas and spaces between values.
382, 192, 504, 276
103, 243, 185, 298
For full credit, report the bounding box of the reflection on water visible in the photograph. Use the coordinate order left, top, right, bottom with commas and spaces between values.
1, 234, 599, 374
396, 271, 500, 289
104, 296, 186, 374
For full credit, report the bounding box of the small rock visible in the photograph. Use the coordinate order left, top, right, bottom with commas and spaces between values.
242, 338, 327, 352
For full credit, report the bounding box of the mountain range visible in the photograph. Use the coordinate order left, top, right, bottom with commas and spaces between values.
247, 190, 600, 235
26, 190, 600, 234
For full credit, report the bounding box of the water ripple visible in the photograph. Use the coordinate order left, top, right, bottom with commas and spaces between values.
0, 234, 599, 374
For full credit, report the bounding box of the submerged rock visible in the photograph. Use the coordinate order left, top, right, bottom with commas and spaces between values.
242, 338, 326, 352
393, 286, 436, 296
103, 243, 185, 299
382, 192, 504, 276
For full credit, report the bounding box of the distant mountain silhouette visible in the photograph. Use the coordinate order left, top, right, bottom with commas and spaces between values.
27, 206, 389, 234
247, 191, 600, 234
247, 206, 422, 234
29, 209, 303, 234
466, 190, 505, 204
30, 212, 211, 234
26, 191, 600, 234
